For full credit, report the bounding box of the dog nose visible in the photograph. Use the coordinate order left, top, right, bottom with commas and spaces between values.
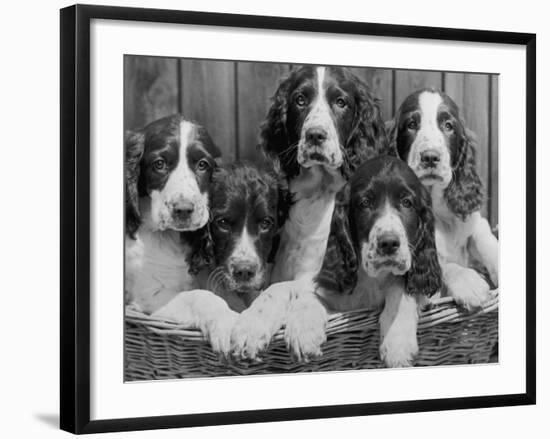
231, 262, 258, 283
172, 201, 194, 220
377, 233, 400, 256
420, 150, 441, 168
305, 127, 328, 146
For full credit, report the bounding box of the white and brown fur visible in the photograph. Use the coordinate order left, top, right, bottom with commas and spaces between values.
389, 89, 498, 309
124, 114, 238, 355
229, 66, 390, 361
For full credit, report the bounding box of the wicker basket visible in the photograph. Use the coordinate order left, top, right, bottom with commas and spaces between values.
125, 291, 498, 381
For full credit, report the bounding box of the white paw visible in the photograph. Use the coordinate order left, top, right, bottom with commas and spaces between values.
380, 332, 418, 368
202, 310, 238, 358
230, 309, 277, 361
284, 308, 327, 362
447, 267, 491, 310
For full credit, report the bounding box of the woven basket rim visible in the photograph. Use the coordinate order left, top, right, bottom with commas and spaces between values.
125, 289, 499, 341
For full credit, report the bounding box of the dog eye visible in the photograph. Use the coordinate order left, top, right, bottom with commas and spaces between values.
360, 197, 373, 208
444, 121, 453, 132
401, 198, 413, 208
335, 97, 347, 108
407, 120, 418, 130
295, 94, 307, 107
152, 158, 166, 171
259, 218, 274, 232
215, 218, 230, 230
196, 159, 210, 172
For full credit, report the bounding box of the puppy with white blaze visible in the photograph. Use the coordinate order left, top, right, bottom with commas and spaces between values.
388, 89, 498, 310
185, 163, 289, 313
229, 65, 390, 361
314, 156, 442, 367
125, 114, 238, 355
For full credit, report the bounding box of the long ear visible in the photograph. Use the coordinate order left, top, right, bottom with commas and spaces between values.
315, 184, 359, 294
406, 186, 442, 297
444, 127, 484, 220
259, 70, 300, 178
385, 107, 401, 158
342, 74, 392, 178
265, 161, 294, 263
125, 130, 144, 238
196, 125, 222, 160
183, 226, 215, 275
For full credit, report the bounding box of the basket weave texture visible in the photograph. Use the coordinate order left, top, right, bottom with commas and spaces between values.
125, 291, 498, 381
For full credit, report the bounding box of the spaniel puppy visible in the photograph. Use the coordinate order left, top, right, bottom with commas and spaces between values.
388, 89, 498, 309
230, 65, 390, 360
185, 163, 289, 313
310, 156, 441, 367
125, 114, 238, 355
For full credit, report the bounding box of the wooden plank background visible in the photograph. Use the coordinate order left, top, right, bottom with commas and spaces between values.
124, 56, 499, 227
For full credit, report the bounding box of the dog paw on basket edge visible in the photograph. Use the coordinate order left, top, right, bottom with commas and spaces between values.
150, 290, 239, 359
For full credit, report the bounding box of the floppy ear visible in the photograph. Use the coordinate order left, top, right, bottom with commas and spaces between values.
406, 186, 442, 297
125, 130, 144, 238
197, 125, 222, 160
385, 109, 400, 158
342, 74, 392, 179
259, 70, 301, 178
265, 162, 294, 263
444, 127, 484, 220
183, 226, 215, 275
272, 160, 293, 228
315, 184, 359, 294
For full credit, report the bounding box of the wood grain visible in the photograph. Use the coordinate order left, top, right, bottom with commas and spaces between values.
445, 73, 491, 218
394, 70, 443, 110
490, 75, 499, 227
237, 62, 290, 161
124, 56, 179, 131
349, 67, 394, 121
180, 59, 237, 162
124, 58, 497, 227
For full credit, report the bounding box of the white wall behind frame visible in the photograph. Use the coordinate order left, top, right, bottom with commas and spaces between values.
0, 1, 545, 439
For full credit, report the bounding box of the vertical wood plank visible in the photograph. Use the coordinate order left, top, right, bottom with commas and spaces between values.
461, 74, 490, 218
394, 70, 443, 110
443, 73, 465, 110
180, 59, 237, 162
444, 73, 492, 219
490, 75, 499, 227
124, 56, 179, 131
349, 67, 393, 121
237, 62, 290, 161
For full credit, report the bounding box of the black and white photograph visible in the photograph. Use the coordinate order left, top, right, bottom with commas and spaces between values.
124, 56, 499, 380
51, 2, 537, 435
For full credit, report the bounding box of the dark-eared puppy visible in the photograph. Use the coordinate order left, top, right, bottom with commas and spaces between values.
315, 156, 441, 367
230, 65, 392, 361
185, 163, 290, 312
388, 89, 498, 310
125, 114, 238, 355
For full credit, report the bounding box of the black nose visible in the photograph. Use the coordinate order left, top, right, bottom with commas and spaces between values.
172, 201, 194, 220
420, 150, 441, 168
305, 127, 328, 146
231, 262, 258, 283
377, 233, 400, 256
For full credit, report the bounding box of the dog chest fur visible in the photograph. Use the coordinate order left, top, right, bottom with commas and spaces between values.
125, 221, 197, 314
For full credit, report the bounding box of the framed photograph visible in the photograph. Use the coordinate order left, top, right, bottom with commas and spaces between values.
60, 4, 536, 434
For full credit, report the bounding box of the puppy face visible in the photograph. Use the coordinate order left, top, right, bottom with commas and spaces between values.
134, 115, 219, 231
277, 66, 370, 170
393, 90, 466, 189
316, 156, 441, 297
289, 66, 361, 169
350, 158, 424, 278
208, 165, 280, 295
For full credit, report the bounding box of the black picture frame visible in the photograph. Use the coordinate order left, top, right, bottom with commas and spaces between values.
60, 4, 536, 434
